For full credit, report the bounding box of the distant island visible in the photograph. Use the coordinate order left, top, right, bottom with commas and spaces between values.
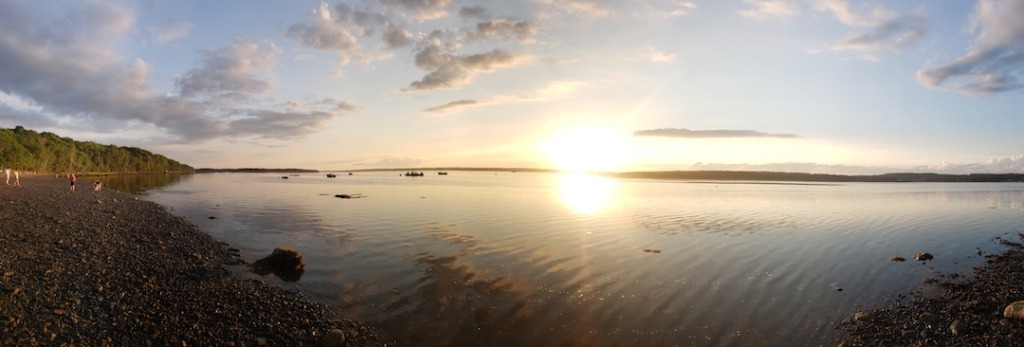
0, 126, 193, 174
334, 167, 1024, 183
196, 168, 319, 173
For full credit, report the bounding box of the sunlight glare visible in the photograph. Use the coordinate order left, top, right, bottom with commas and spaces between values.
543, 127, 629, 172
557, 173, 619, 214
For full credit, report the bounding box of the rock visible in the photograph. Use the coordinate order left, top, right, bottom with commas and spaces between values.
890, 256, 906, 262
252, 247, 305, 282
1004, 300, 1024, 319
914, 252, 934, 261
319, 329, 347, 347
950, 319, 965, 336
853, 311, 871, 321
901, 330, 917, 339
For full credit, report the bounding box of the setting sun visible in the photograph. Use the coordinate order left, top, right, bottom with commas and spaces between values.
542, 127, 629, 172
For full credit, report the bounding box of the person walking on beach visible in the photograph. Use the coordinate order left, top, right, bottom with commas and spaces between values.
4, 168, 9, 185
12, 169, 20, 187
69, 173, 77, 191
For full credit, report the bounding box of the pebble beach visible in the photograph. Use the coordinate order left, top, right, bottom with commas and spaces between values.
0, 175, 374, 346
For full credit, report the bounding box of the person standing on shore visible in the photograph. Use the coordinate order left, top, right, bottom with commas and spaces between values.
69, 173, 76, 191
13, 169, 20, 187
4, 168, 9, 185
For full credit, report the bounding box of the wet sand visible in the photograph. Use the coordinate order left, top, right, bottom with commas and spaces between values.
0, 176, 374, 346
840, 234, 1024, 346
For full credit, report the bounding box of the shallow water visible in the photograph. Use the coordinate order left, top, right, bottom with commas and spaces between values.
137, 171, 1024, 346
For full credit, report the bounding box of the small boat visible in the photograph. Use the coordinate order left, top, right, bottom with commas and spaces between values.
438, 172, 448, 175
281, 176, 289, 179
326, 173, 337, 178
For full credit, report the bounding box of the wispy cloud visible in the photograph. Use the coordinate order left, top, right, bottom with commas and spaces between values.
670, 2, 697, 16
422, 80, 583, 114
739, 0, 925, 60
634, 128, 800, 139
380, 0, 453, 22
811, 0, 926, 60
535, 0, 610, 18
424, 99, 483, 113
738, 0, 800, 19
917, 0, 1024, 95
467, 18, 538, 43
151, 21, 191, 43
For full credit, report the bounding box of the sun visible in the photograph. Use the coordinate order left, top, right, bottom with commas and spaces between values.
542, 127, 629, 172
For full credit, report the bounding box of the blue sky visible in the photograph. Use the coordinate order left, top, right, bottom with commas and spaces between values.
1, 0, 1023, 174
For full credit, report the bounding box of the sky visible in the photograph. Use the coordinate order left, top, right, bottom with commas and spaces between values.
1, 0, 1024, 174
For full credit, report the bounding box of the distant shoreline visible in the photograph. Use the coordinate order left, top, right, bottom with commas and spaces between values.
196, 167, 1024, 183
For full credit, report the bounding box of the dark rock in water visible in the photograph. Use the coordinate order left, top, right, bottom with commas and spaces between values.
914, 252, 934, 261
1004, 301, 1024, 319
252, 247, 305, 282
890, 256, 906, 262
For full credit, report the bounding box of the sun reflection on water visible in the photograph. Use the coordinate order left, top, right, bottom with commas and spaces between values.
557, 173, 619, 214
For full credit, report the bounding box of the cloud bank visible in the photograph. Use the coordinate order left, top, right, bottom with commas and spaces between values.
634, 128, 800, 139
0, 1, 347, 142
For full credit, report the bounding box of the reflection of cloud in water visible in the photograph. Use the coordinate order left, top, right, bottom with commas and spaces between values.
557, 173, 618, 214
379, 252, 533, 346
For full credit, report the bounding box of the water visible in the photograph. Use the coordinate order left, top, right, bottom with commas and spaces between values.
131, 171, 1024, 346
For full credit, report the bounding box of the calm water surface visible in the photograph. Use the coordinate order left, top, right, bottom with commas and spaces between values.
134, 172, 1024, 346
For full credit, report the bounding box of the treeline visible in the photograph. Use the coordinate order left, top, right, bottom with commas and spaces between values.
0, 126, 193, 174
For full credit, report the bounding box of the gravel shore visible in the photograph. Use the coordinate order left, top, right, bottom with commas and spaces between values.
839, 234, 1024, 346
0, 176, 375, 346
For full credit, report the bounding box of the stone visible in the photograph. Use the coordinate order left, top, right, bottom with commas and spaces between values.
853, 311, 871, 321
914, 252, 934, 261
890, 256, 906, 262
319, 329, 347, 347
949, 319, 965, 336
1004, 300, 1024, 319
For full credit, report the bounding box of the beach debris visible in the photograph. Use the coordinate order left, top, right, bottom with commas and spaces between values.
642, 248, 661, 254
914, 252, 934, 261
1004, 301, 1024, 319
252, 247, 305, 282
890, 256, 906, 262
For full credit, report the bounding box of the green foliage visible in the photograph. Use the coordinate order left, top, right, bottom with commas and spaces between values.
0, 126, 194, 173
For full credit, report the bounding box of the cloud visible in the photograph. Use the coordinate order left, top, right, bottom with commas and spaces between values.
459, 6, 489, 19
739, 0, 925, 60
649, 49, 676, 62
288, 2, 413, 67
406, 48, 526, 91
738, 0, 800, 19
380, 0, 453, 21
684, 155, 1024, 175
671, 2, 697, 16
0, 1, 338, 143
917, 0, 1024, 94
535, 0, 610, 18
227, 109, 340, 140
423, 80, 583, 114
175, 37, 281, 98
468, 18, 538, 43
152, 21, 191, 43
633, 128, 800, 138
424, 99, 482, 113
811, 0, 926, 60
